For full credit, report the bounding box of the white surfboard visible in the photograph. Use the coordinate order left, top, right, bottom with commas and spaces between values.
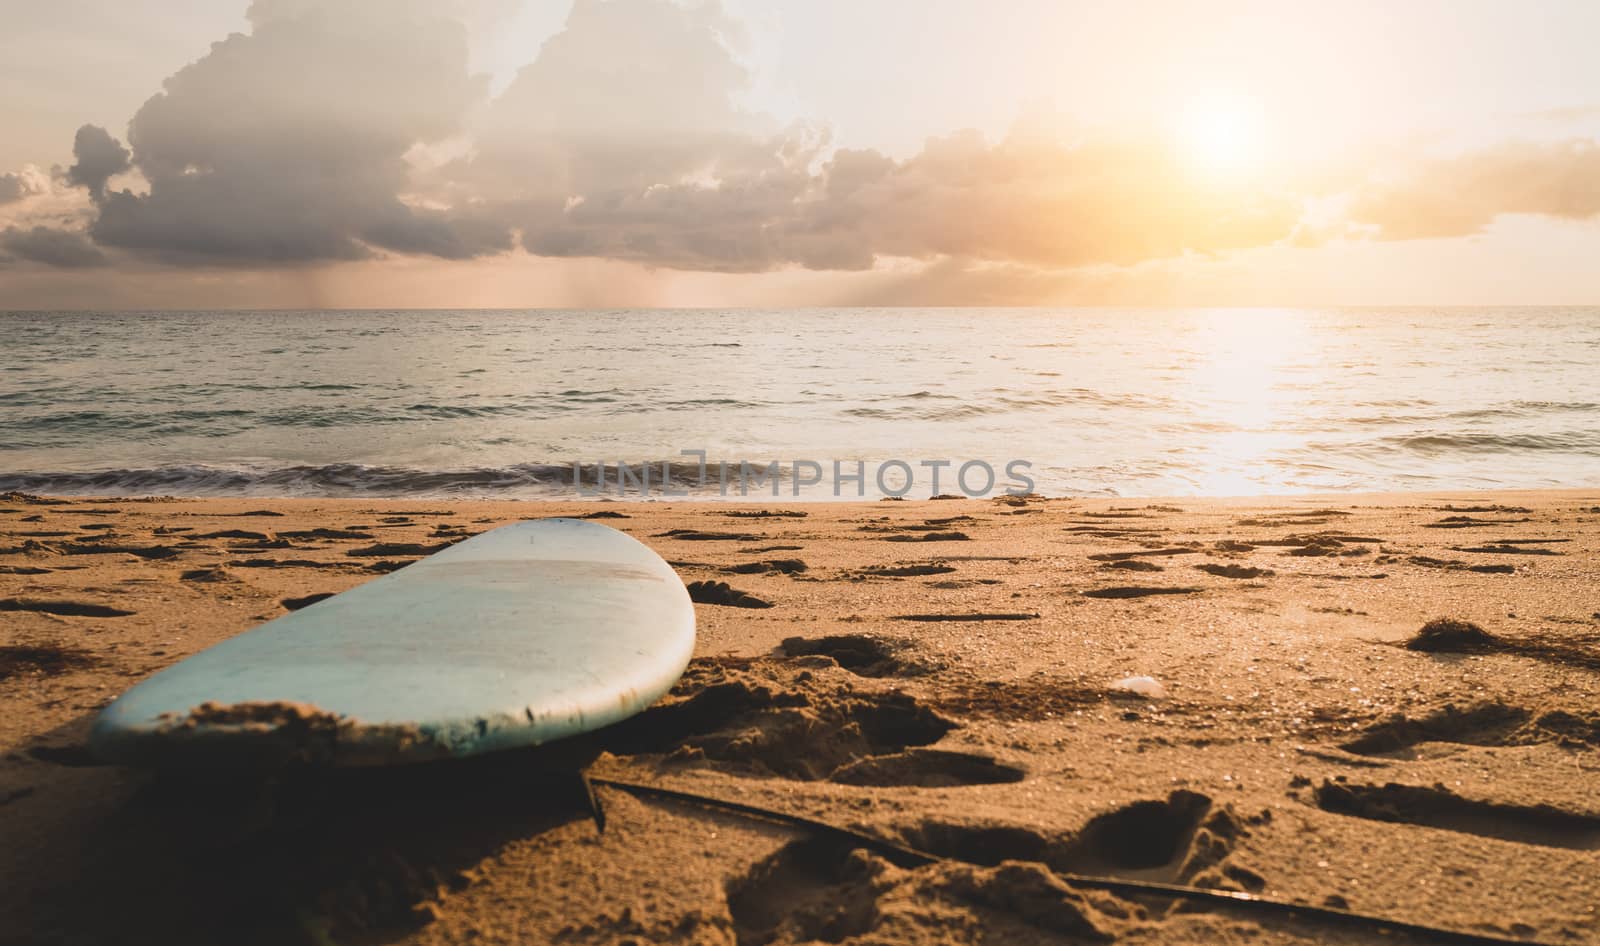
89, 518, 695, 767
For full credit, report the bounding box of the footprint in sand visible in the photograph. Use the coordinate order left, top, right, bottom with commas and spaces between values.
883, 531, 970, 543
179, 567, 234, 582
608, 658, 1027, 794
0, 643, 100, 681
1100, 560, 1163, 573
191, 529, 274, 541
653, 529, 761, 542
602, 671, 952, 781
893, 790, 1257, 889
726, 834, 1123, 946
893, 612, 1039, 622
1193, 563, 1274, 579
856, 562, 956, 577
228, 558, 350, 571
685, 580, 772, 608
1424, 515, 1532, 529
1313, 781, 1600, 851
1081, 586, 1202, 599
346, 542, 453, 558
1434, 504, 1532, 514
63, 543, 184, 560
724, 559, 807, 575
1401, 618, 1600, 671
279, 528, 375, 540
780, 634, 927, 677
1087, 548, 1193, 562
1064, 525, 1160, 536
0, 598, 135, 617
829, 748, 1026, 787
1269, 532, 1380, 556
1055, 791, 1253, 884
1338, 701, 1600, 758
1404, 555, 1515, 574
1451, 543, 1564, 556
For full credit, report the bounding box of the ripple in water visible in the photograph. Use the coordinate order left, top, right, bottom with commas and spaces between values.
1, 307, 1597, 498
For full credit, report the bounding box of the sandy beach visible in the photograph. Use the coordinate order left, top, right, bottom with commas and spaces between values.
2, 489, 1598, 945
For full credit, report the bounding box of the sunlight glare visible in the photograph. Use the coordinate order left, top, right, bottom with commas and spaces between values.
1177, 96, 1267, 173
1181, 310, 1316, 494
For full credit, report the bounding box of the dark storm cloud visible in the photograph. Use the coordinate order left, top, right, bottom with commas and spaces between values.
0, 225, 109, 267
64, 125, 131, 201
71, 0, 510, 265
470, 0, 823, 272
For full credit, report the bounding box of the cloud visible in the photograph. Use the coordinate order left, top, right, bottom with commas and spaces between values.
0, 166, 49, 205
489, 122, 1305, 274
29, 0, 1596, 283
468, 0, 823, 272
1348, 139, 1600, 240
74, 0, 509, 264
787, 131, 1305, 271
0, 225, 108, 267
1523, 105, 1600, 124
65, 125, 131, 201
466, 0, 1303, 273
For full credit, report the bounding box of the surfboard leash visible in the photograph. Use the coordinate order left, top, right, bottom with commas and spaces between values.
588, 776, 1561, 946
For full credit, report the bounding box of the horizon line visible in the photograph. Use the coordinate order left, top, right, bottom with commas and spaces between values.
5, 303, 1600, 314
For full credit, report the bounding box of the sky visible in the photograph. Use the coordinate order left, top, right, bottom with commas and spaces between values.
2, 0, 1599, 309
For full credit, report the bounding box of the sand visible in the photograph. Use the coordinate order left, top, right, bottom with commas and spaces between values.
1, 489, 1598, 945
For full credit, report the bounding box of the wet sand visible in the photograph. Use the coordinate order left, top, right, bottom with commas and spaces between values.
1, 490, 1598, 945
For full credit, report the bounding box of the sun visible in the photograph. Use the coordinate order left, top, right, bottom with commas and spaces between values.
1177, 96, 1267, 172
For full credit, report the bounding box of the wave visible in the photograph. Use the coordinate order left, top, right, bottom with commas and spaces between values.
839, 387, 1177, 420
0, 391, 708, 439
842, 404, 1001, 420
0, 460, 803, 499
1385, 431, 1600, 454
1293, 430, 1600, 456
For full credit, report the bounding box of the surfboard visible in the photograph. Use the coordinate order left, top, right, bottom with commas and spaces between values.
89, 518, 695, 768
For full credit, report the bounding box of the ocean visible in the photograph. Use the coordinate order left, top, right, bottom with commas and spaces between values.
2, 307, 1597, 499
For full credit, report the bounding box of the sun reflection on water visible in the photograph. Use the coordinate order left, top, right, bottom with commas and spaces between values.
1178, 309, 1320, 494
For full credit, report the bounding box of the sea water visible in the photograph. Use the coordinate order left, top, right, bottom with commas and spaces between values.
2, 307, 1597, 498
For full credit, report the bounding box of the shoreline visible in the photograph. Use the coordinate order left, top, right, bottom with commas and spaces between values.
3, 488, 1598, 944
6, 485, 1600, 503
